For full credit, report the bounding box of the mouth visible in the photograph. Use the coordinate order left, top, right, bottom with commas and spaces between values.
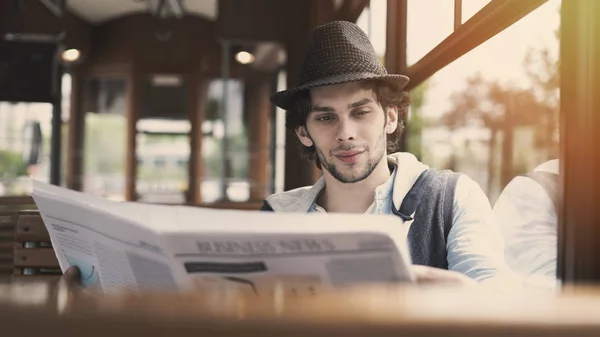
334, 150, 364, 164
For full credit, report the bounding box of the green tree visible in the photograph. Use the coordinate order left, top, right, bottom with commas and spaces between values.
443, 73, 554, 190
406, 80, 429, 159
0, 150, 28, 177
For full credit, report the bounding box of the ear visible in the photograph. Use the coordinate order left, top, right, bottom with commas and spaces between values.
295, 126, 314, 147
385, 106, 399, 134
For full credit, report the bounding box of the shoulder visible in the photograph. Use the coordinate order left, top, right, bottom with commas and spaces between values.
533, 159, 559, 174
262, 180, 324, 213
452, 174, 494, 222
493, 175, 556, 220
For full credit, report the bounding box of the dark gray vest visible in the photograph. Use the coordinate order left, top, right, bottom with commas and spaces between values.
260, 168, 461, 269
395, 169, 461, 269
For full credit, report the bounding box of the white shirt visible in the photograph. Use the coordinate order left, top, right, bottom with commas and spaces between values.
305, 153, 521, 293
493, 159, 559, 291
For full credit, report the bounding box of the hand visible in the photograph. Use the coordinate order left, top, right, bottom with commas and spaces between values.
412, 265, 478, 286
57, 266, 83, 296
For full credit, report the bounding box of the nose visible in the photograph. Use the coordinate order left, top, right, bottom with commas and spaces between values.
335, 117, 356, 142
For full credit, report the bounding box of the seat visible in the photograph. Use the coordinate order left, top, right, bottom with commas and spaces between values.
0, 196, 38, 282
12, 209, 60, 283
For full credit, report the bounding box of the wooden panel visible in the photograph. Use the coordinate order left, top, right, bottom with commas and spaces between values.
88, 14, 217, 74
200, 201, 263, 211
385, 0, 408, 152
0, 196, 35, 207
217, 0, 309, 42
125, 65, 141, 201
246, 74, 272, 201
0, 210, 17, 277
10, 274, 60, 283
558, 0, 600, 283
15, 212, 49, 243
13, 248, 59, 269
66, 65, 87, 191
0, 0, 91, 53
188, 76, 208, 204
0, 242, 15, 249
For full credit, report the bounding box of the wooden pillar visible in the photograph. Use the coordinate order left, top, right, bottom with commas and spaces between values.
283, 0, 336, 191
385, 0, 408, 73
66, 66, 86, 191
124, 65, 141, 201
188, 74, 207, 205
246, 74, 272, 201
558, 0, 600, 284
385, 0, 408, 153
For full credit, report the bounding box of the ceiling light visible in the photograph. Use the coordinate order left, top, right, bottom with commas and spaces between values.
61, 49, 80, 62
151, 74, 182, 86
235, 51, 255, 65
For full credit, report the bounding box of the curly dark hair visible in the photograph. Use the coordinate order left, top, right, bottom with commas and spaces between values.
285, 79, 411, 169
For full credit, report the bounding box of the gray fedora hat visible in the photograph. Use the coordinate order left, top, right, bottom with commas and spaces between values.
270, 21, 410, 111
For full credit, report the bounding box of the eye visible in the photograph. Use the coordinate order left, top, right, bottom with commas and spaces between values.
353, 110, 370, 117
316, 114, 335, 122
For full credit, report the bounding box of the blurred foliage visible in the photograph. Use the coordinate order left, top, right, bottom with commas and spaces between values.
406, 80, 429, 160
443, 28, 559, 190
0, 149, 28, 178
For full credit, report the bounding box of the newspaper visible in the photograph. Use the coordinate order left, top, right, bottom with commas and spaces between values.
31, 181, 415, 295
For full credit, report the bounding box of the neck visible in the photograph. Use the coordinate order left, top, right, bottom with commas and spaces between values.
319, 158, 391, 213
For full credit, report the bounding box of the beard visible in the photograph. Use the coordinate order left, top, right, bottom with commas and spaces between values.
315, 132, 387, 184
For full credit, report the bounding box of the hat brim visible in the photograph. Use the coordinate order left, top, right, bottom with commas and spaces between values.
270, 73, 410, 110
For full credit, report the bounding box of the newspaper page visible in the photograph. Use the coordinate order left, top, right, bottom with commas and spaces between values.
161, 231, 414, 296
153, 206, 415, 295
32, 182, 181, 295
32, 181, 415, 295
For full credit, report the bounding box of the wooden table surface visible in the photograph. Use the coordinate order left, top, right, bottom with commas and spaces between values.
1, 278, 600, 337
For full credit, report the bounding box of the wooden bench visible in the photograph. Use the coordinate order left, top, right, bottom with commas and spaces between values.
13, 209, 60, 282
0, 196, 39, 282
4, 197, 262, 283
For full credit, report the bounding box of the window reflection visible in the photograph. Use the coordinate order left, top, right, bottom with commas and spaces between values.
83, 78, 127, 201
0, 72, 71, 196
461, 0, 492, 24
414, 0, 560, 200
407, 0, 454, 65
202, 79, 248, 203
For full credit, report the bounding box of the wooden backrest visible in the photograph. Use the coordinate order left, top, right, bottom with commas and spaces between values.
5, 196, 261, 282
0, 196, 38, 281
13, 209, 60, 279
0, 211, 17, 279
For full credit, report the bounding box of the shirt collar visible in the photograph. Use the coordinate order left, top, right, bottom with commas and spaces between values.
374, 165, 397, 201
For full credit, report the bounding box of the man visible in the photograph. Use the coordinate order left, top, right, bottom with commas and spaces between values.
262, 21, 517, 290
493, 159, 559, 291
62, 21, 516, 292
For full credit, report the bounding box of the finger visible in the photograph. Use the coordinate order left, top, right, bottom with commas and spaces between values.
63, 266, 82, 286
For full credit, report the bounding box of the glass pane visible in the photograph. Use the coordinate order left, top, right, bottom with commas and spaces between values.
407, 0, 455, 65
462, 0, 492, 24
356, 0, 387, 60
83, 77, 128, 201
412, 0, 561, 201
0, 102, 52, 195
61, 73, 71, 186
136, 75, 190, 204
405, 0, 561, 286
202, 79, 247, 203
136, 119, 190, 204
0, 73, 71, 196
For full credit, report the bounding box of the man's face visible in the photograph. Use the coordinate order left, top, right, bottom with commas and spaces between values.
296, 82, 398, 183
